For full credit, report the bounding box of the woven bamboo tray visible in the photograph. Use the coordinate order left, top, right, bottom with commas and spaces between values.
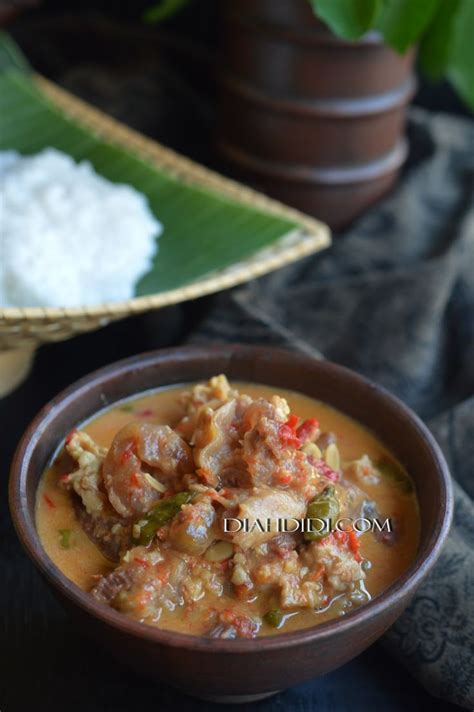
0, 76, 330, 395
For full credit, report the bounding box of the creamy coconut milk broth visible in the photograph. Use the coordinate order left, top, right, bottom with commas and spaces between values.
37, 380, 420, 637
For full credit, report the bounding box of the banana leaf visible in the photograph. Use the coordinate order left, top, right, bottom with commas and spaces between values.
0, 33, 326, 298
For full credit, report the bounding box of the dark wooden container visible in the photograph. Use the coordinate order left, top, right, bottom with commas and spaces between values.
218, 0, 416, 229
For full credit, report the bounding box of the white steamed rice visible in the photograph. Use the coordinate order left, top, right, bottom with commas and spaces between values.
0, 148, 161, 308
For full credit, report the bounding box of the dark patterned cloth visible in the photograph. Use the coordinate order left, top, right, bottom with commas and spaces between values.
188, 107, 474, 709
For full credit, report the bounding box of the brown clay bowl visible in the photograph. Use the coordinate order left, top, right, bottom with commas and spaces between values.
9, 345, 453, 702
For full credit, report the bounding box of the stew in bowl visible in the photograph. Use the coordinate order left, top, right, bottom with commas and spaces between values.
37, 376, 420, 638
10, 346, 452, 700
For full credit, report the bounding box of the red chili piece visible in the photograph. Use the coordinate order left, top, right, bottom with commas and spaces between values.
279, 414, 301, 448
296, 418, 319, 444
43, 494, 56, 509
348, 530, 362, 561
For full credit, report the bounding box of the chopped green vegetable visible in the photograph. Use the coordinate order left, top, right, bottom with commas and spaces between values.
263, 609, 284, 628
377, 457, 414, 494
304, 485, 340, 541
118, 404, 134, 413
133, 491, 193, 545
58, 528, 73, 549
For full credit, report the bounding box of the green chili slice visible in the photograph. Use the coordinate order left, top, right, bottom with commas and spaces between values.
58, 528, 73, 549
377, 457, 413, 493
263, 609, 285, 628
304, 485, 340, 541
134, 491, 193, 545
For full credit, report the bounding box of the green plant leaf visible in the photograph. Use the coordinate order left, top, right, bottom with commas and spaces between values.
143, 0, 190, 24
419, 0, 462, 79
376, 0, 440, 53
447, 0, 474, 111
308, 0, 380, 40
0, 68, 302, 297
0, 30, 31, 72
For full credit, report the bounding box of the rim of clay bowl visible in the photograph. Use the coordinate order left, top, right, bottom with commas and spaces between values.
9, 345, 453, 653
